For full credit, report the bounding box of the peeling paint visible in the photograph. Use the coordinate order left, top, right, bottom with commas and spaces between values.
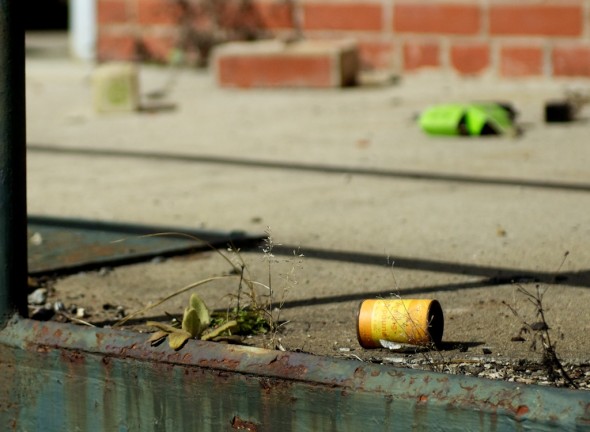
198, 358, 241, 370
231, 415, 259, 431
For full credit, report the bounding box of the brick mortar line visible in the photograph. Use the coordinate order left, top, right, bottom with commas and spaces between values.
543, 41, 552, 78
382, 0, 392, 35
584, 0, 590, 39
480, 0, 489, 38
489, 37, 499, 79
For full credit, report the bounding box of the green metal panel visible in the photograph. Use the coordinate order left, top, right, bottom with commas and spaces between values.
0, 0, 28, 324
1, 316, 589, 431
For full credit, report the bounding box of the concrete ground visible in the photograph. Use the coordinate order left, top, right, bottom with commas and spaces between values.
25, 33, 590, 367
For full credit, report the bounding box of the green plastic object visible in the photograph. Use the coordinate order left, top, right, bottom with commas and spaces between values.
419, 103, 514, 136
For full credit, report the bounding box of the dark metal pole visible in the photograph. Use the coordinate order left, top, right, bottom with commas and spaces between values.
0, 0, 28, 325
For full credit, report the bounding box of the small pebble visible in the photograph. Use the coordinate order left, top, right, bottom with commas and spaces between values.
28, 288, 47, 305
530, 322, 549, 331
53, 301, 66, 312
76, 308, 87, 318
382, 357, 406, 364
29, 232, 43, 246
98, 267, 111, 277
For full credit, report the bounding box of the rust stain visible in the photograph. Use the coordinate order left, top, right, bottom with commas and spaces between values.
61, 350, 86, 365
39, 326, 49, 337
231, 416, 259, 431
370, 370, 380, 377
353, 367, 366, 379
516, 405, 529, 417
117, 344, 141, 357
198, 358, 241, 370
418, 395, 428, 403
460, 384, 476, 392
266, 355, 308, 377
182, 353, 192, 362
259, 378, 273, 394
386, 370, 404, 379
53, 329, 63, 339
167, 353, 182, 363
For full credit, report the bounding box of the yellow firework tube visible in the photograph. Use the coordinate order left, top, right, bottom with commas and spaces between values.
357, 299, 444, 348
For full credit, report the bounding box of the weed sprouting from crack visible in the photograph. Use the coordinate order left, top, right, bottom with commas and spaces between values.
502, 252, 579, 389
113, 229, 302, 351
257, 227, 304, 350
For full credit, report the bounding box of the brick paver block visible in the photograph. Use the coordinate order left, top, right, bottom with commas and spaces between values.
92, 62, 139, 113
213, 40, 359, 88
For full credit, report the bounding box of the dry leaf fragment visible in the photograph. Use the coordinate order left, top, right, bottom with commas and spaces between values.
169, 330, 192, 350
148, 331, 169, 346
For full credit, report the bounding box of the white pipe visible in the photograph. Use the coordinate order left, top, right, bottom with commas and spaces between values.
69, 0, 96, 61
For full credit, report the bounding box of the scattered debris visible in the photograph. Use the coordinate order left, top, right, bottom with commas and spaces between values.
382, 357, 406, 364
29, 303, 54, 321
369, 355, 590, 390
276, 339, 287, 352
419, 103, 516, 136
27, 288, 48, 305
380, 340, 402, 350
545, 90, 590, 123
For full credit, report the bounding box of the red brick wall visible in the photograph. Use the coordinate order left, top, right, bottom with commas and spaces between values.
98, 0, 590, 79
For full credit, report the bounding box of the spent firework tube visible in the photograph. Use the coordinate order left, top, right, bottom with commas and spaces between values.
357, 299, 444, 348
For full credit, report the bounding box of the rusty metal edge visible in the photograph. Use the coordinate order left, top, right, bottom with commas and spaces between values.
1, 314, 589, 430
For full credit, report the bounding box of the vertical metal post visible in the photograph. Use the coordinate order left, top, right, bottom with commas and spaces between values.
0, 0, 28, 325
